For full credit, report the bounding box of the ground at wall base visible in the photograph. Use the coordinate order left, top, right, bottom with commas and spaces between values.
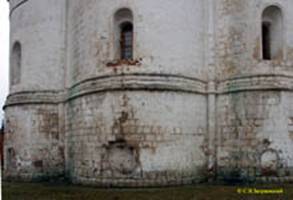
3, 181, 293, 200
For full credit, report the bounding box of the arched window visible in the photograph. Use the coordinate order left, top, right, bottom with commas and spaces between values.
114, 8, 133, 60
120, 22, 133, 59
261, 6, 283, 60
11, 42, 22, 85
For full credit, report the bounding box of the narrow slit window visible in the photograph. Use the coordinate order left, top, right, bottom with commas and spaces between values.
120, 22, 133, 60
262, 22, 271, 60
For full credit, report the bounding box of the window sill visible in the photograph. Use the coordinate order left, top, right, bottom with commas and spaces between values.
106, 59, 141, 67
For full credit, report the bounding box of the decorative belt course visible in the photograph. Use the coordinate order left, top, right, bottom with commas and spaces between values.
4, 73, 293, 108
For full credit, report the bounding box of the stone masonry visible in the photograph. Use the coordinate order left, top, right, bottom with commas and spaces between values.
3, 0, 293, 186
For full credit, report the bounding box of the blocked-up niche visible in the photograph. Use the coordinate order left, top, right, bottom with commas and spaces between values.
261, 6, 283, 60
11, 41, 22, 85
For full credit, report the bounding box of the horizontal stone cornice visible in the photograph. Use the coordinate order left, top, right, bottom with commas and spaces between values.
4, 73, 293, 108
218, 74, 293, 94
67, 74, 207, 100
3, 90, 65, 109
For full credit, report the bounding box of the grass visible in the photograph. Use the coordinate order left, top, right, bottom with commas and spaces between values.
3, 182, 293, 200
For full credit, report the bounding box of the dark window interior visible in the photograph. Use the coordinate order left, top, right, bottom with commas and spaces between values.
120, 22, 133, 60
262, 22, 271, 60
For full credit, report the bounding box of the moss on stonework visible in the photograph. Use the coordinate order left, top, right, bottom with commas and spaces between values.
217, 167, 256, 184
